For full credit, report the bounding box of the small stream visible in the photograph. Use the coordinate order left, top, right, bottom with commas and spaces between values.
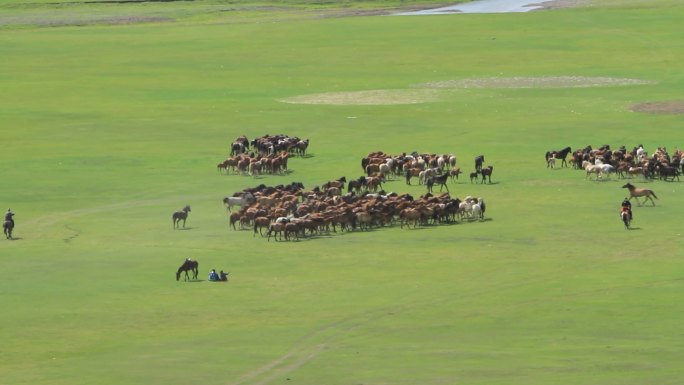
396, 0, 547, 15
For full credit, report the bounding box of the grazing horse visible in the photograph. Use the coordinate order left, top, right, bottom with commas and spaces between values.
3, 220, 13, 239
172, 205, 191, 229
427, 174, 449, 193
622, 182, 658, 206
480, 166, 494, 184
474, 155, 485, 171
176, 259, 199, 281
621, 210, 631, 229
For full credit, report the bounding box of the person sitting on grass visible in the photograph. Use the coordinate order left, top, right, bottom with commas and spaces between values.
208, 269, 220, 281
220, 270, 229, 282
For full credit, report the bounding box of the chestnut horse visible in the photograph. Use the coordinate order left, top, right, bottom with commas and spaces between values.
622, 183, 658, 206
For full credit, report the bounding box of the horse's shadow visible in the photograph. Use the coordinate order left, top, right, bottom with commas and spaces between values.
274, 170, 295, 176
299, 153, 315, 159
176, 227, 196, 231
626, 227, 642, 231
4, 237, 22, 241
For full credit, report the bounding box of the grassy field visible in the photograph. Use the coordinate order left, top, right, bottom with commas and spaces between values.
2, 1, 684, 384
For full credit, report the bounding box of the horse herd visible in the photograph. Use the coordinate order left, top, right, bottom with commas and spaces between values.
546, 144, 683, 182
222, 181, 486, 241
218, 134, 310, 176
170, 142, 680, 238
359, 151, 494, 187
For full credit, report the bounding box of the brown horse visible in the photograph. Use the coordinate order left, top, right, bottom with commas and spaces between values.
621, 210, 631, 229
480, 166, 494, 184
3, 220, 13, 239
176, 258, 199, 281
253, 216, 270, 237
622, 183, 658, 206
172, 205, 191, 229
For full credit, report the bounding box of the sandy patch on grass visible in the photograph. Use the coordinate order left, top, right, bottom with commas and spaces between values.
415, 76, 655, 89
280, 89, 442, 105
630, 100, 684, 115
281, 76, 655, 106
533, 0, 595, 10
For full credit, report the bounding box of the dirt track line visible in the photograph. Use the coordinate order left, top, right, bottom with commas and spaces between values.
20, 194, 216, 238
229, 263, 597, 385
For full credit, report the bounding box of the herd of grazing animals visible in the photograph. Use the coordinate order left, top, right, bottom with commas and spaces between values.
547, 144, 683, 181
217, 134, 310, 176
224, 181, 487, 241
179, 136, 684, 240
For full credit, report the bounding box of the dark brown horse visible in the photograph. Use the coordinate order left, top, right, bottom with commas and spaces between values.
621, 210, 631, 229
172, 205, 191, 229
427, 173, 449, 193
3, 220, 13, 239
474, 155, 485, 171
622, 183, 658, 206
480, 166, 494, 184
176, 258, 199, 281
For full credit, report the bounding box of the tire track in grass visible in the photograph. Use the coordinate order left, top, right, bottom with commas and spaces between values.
20, 194, 217, 240
229, 264, 613, 385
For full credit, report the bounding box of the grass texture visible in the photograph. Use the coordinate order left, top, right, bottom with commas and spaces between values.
2, 1, 684, 384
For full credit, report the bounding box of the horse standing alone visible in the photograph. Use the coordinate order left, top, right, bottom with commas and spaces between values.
172, 205, 191, 229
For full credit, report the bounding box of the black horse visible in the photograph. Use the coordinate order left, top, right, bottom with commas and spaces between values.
427, 173, 449, 193
545, 146, 572, 168
657, 164, 680, 181
3, 220, 13, 239
172, 205, 191, 229
176, 259, 199, 281
474, 155, 485, 171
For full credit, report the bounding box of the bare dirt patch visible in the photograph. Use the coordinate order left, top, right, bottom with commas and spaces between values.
630, 100, 684, 115
414, 76, 655, 89
280, 89, 442, 106
532, 0, 595, 10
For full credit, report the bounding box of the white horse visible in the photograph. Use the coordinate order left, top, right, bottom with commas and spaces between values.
583, 161, 602, 180
597, 163, 614, 178
223, 193, 255, 211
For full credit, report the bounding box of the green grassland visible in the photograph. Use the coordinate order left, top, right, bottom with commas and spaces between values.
2, 1, 684, 384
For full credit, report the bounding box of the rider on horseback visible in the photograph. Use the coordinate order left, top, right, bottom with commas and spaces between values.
621, 198, 632, 220
5, 208, 15, 226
